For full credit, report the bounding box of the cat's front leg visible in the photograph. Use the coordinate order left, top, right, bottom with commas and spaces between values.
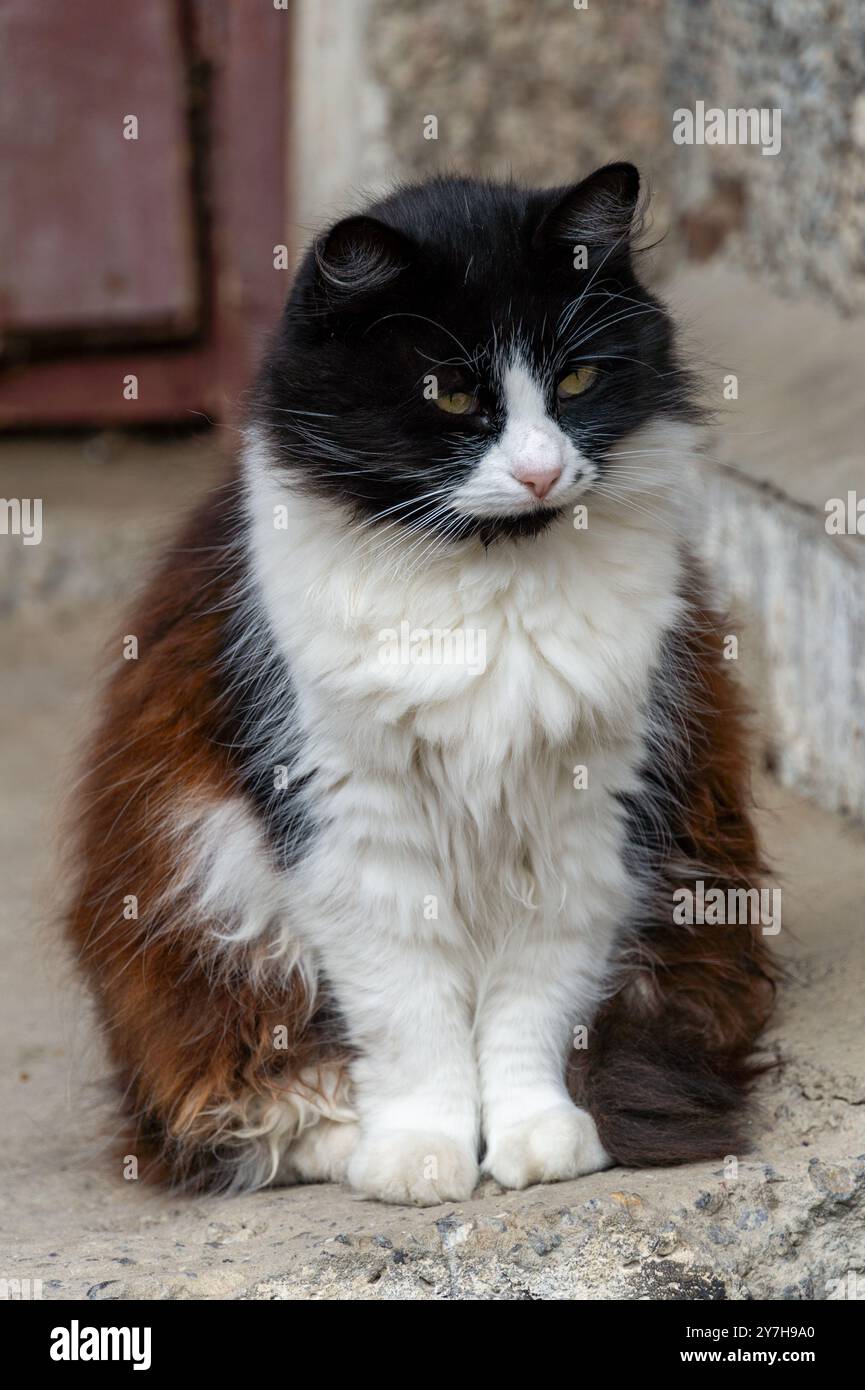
477, 926, 612, 1190
312, 889, 480, 1205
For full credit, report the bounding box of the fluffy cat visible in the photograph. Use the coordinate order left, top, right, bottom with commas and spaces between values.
67, 164, 774, 1204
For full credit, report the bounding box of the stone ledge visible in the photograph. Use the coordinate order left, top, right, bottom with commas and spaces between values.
22, 1153, 859, 1301
0, 433, 223, 619
699, 459, 865, 821
665, 265, 865, 822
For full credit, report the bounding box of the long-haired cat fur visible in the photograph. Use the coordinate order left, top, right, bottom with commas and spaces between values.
67, 164, 774, 1203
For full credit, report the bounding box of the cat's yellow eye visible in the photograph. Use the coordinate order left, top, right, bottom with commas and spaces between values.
435, 390, 477, 415
557, 366, 598, 399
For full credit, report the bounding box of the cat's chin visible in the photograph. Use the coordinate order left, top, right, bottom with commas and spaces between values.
470, 507, 563, 545
357, 501, 564, 549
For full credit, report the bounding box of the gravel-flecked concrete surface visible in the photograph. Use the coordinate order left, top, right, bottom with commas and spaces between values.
1, 610, 863, 1301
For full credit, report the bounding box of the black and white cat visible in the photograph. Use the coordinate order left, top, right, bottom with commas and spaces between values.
68, 165, 773, 1203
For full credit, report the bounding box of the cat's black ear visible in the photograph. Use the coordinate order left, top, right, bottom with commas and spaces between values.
532, 163, 641, 257
314, 215, 416, 306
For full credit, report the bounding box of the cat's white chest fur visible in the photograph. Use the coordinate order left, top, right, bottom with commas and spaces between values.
244, 427, 686, 941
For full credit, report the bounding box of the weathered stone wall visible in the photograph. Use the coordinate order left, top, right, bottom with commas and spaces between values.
368, 0, 669, 191
665, 0, 865, 313
292, 0, 674, 251
353, 0, 865, 313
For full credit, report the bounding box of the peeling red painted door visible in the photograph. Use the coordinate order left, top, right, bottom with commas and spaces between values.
0, 0, 290, 427
0, 0, 198, 341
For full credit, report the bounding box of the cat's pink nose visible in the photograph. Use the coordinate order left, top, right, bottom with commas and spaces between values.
512, 465, 562, 500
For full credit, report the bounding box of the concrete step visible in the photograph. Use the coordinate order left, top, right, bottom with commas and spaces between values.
2, 611, 863, 1300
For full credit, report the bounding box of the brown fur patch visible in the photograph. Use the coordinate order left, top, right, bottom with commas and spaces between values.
66, 480, 347, 1189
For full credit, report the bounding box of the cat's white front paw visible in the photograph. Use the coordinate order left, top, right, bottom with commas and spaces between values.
285, 1118, 361, 1184
483, 1104, 611, 1190
348, 1129, 479, 1206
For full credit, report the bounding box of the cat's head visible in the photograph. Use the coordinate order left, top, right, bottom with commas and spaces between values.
255, 165, 696, 545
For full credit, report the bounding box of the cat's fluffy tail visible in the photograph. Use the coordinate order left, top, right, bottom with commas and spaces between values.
570, 926, 776, 1166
